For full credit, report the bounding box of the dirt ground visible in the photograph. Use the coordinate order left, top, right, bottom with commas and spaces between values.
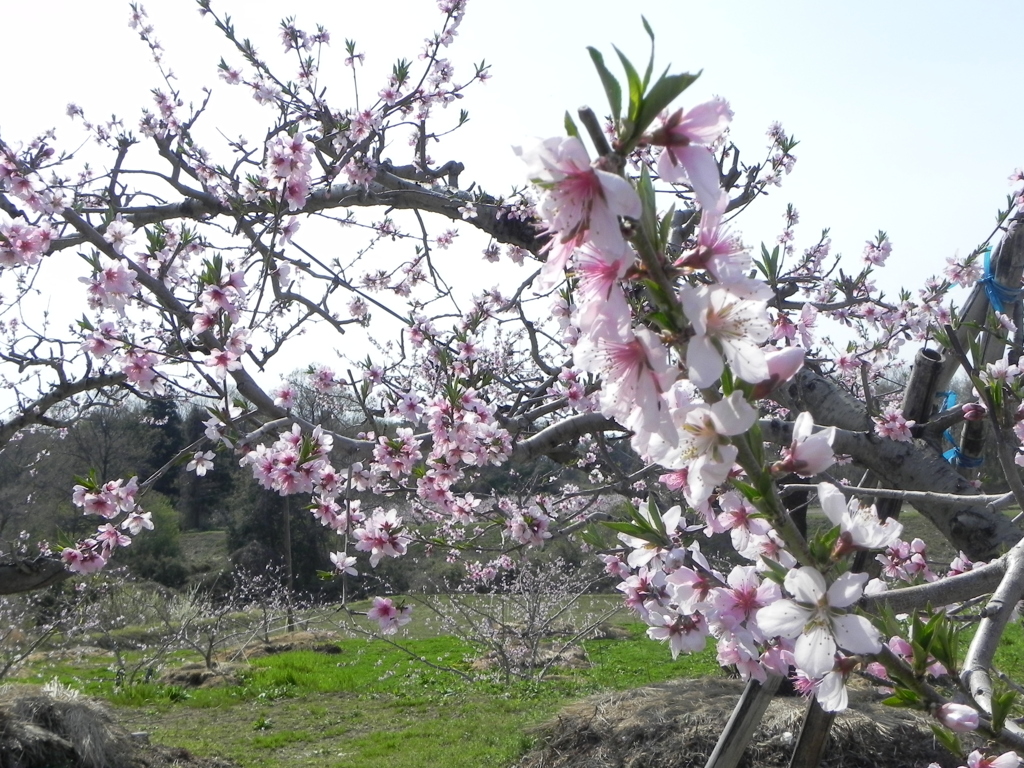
515, 677, 962, 768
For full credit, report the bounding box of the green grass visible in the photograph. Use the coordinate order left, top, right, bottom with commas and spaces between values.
14, 623, 720, 768
993, 621, 1024, 682
179, 529, 230, 575
30, 506, 1022, 768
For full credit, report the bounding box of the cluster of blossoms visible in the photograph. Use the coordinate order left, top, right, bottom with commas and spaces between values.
928, 751, 1021, 768
63, 476, 152, 574
265, 133, 313, 212
414, 388, 512, 518
231, 371, 512, 631
0, 143, 67, 225
515, 75, 1003, 723
0, 217, 54, 268
517, 104, 890, 709
81, 256, 140, 315
875, 406, 915, 442
520, 107, 820, 518
366, 595, 412, 634
242, 423, 337, 497
609, 482, 906, 711
877, 537, 937, 583
506, 505, 553, 547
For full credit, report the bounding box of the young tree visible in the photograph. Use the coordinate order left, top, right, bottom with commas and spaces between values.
3, 2, 1024, 763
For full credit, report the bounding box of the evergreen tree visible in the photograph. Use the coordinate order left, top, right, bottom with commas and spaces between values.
177, 407, 235, 531
227, 480, 328, 593
142, 398, 184, 502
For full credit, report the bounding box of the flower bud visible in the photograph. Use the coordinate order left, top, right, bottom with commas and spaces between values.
935, 702, 979, 732
751, 347, 805, 398
962, 402, 987, 421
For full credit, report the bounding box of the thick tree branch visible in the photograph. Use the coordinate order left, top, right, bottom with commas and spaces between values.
861, 559, 1007, 614
774, 366, 872, 431
761, 419, 1022, 560
0, 557, 72, 595
510, 413, 620, 465
962, 536, 1024, 719
50, 174, 545, 256
0, 372, 128, 450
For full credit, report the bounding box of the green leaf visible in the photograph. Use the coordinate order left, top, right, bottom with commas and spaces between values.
640, 17, 656, 90
640, 277, 673, 309
633, 70, 700, 143
881, 687, 920, 707
579, 524, 606, 549
873, 602, 903, 643
929, 724, 964, 759
627, 501, 657, 531
719, 366, 735, 395
645, 497, 667, 538
564, 111, 580, 139
72, 469, 100, 490
910, 616, 928, 675
758, 556, 789, 585
613, 46, 644, 124
602, 521, 649, 537
637, 163, 660, 247
929, 618, 959, 675
658, 204, 676, 252
602, 522, 663, 547
748, 422, 767, 468
754, 243, 781, 283
993, 688, 1016, 733
732, 479, 763, 504
646, 310, 673, 331
587, 47, 622, 122
808, 525, 840, 564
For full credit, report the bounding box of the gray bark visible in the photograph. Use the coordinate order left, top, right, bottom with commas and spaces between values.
0, 557, 72, 595
769, 219, 1024, 559
762, 419, 1022, 561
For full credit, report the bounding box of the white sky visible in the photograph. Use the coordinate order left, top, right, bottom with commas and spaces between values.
5, 0, 1024, 371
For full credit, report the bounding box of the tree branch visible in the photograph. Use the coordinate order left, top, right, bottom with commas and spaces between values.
0, 557, 72, 596
760, 418, 1022, 560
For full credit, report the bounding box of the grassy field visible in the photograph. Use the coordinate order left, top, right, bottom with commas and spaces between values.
20, 592, 1022, 768
179, 529, 231, 575
15, 619, 720, 768
12, 509, 1022, 767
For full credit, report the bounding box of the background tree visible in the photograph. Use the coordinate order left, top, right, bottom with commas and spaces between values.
141, 398, 184, 502
177, 405, 235, 531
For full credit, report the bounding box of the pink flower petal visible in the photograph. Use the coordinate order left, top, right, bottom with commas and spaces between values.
830, 613, 882, 655
794, 624, 836, 679
785, 566, 826, 605
825, 571, 869, 609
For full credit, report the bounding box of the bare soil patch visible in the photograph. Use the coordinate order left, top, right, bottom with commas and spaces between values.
0, 683, 238, 768
515, 677, 960, 768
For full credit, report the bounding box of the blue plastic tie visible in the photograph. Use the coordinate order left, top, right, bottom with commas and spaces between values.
980, 246, 1024, 314
943, 447, 985, 468
937, 390, 985, 467
941, 390, 957, 411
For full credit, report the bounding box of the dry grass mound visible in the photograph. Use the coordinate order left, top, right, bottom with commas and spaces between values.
158, 662, 243, 688
231, 630, 343, 660
0, 682, 236, 768
516, 677, 959, 768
